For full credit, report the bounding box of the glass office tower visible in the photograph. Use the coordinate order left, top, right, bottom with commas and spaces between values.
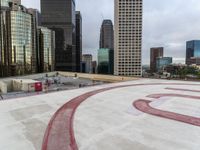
186, 40, 200, 65
10, 9, 33, 75
98, 48, 114, 75
1, 0, 21, 7
100, 20, 114, 50
98, 48, 110, 74
1, 0, 10, 7
150, 47, 164, 72
0, 1, 35, 76
156, 57, 172, 72
41, 0, 77, 72
38, 27, 55, 72
75, 11, 82, 72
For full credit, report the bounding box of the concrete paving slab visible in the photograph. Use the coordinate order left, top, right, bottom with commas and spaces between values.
0, 79, 200, 150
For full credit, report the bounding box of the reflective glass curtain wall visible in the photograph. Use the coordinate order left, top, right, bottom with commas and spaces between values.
186, 40, 200, 65
75, 11, 82, 72
41, 0, 76, 71
98, 48, 113, 74
0, 2, 11, 77
38, 27, 55, 72
10, 10, 33, 75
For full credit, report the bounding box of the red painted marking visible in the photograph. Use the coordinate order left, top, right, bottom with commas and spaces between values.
166, 87, 200, 93
42, 83, 200, 150
147, 93, 200, 100
134, 100, 200, 127
133, 93, 200, 127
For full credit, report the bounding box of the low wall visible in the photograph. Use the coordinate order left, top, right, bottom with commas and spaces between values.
59, 72, 138, 82
0, 81, 7, 94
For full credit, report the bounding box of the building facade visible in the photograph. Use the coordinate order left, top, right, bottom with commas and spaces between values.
186, 40, 200, 65
92, 61, 97, 74
98, 48, 113, 74
114, 0, 143, 76
156, 57, 172, 72
82, 54, 92, 73
1, 0, 11, 77
150, 47, 164, 72
100, 20, 114, 50
41, 0, 77, 72
187, 57, 200, 65
0, 1, 36, 76
0, 0, 55, 77
37, 27, 55, 73
27, 8, 42, 74
75, 11, 82, 72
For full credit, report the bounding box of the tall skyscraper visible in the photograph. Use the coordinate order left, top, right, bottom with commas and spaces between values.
41, 0, 76, 71
0, 1, 35, 76
114, 0, 143, 76
186, 40, 200, 65
75, 11, 82, 72
28, 8, 41, 73
99, 19, 114, 75
150, 47, 164, 72
0, 0, 55, 77
100, 20, 114, 50
1, 0, 21, 6
37, 27, 55, 73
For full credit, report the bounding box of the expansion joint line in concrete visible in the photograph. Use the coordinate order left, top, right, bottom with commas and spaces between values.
41, 83, 200, 150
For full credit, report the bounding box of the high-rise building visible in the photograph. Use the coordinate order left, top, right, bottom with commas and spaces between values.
1, 0, 10, 7
0, 0, 10, 77
41, 0, 76, 71
0, 1, 35, 76
27, 8, 41, 73
186, 40, 200, 65
1, 0, 21, 7
98, 48, 114, 74
100, 20, 114, 50
99, 19, 114, 75
156, 57, 172, 72
150, 47, 164, 72
0, 0, 55, 77
0, 1, 3, 77
82, 54, 92, 73
114, 0, 143, 76
75, 11, 82, 72
37, 27, 55, 73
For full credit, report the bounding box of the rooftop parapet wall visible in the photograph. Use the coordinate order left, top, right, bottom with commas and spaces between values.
58, 72, 138, 82
0, 81, 7, 94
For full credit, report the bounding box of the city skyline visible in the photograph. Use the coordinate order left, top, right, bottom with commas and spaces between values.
21, 0, 200, 65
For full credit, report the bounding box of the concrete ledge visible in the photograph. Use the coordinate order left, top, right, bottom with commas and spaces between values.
58, 72, 138, 82
0, 81, 7, 94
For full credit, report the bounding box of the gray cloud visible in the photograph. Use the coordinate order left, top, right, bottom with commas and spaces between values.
22, 0, 200, 64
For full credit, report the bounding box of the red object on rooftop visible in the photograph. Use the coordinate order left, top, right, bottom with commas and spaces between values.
35, 82, 43, 92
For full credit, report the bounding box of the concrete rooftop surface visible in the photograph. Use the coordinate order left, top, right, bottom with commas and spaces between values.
0, 79, 200, 150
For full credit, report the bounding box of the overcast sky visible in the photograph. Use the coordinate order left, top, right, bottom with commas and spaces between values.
22, 0, 200, 65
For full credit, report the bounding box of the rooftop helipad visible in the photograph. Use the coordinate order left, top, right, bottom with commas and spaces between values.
0, 79, 200, 150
